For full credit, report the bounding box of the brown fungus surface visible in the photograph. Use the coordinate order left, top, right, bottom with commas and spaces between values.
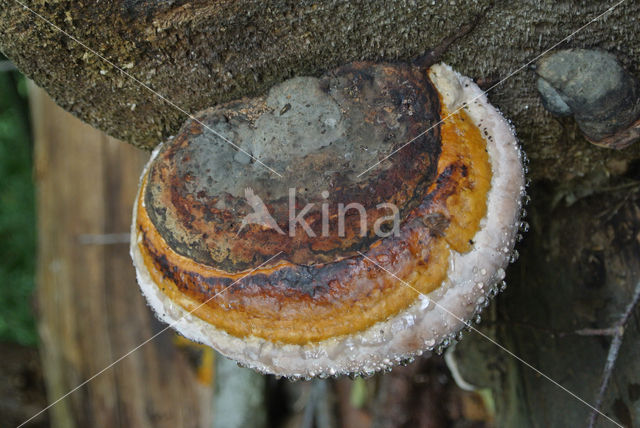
131, 61, 524, 377
144, 62, 442, 271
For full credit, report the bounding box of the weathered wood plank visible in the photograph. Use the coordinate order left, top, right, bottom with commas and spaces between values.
30, 84, 211, 428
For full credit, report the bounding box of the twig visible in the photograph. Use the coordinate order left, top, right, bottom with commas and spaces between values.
597, 193, 632, 222
77, 233, 130, 245
575, 327, 620, 337
414, 11, 483, 68
587, 280, 640, 428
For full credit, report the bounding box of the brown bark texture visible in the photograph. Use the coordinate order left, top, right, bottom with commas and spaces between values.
451, 182, 640, 428
1, 0, 639, 182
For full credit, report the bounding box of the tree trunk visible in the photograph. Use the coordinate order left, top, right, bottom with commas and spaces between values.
450, 182, 640, 427
1, 1, 639, 183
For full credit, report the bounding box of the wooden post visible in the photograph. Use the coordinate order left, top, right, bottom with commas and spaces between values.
30, 85, 212, 428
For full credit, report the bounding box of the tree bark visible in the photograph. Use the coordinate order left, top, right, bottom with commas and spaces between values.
1, 1, 639, 182
450, 182, 640, 427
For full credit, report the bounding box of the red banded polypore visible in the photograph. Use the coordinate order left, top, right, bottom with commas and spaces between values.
131, 61, 525, 378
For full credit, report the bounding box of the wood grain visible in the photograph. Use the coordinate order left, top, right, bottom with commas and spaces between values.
30, 84, 211, 428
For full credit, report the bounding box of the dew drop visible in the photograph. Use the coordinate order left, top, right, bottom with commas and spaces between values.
419, 295, 431, 310
401, 356, 415, 366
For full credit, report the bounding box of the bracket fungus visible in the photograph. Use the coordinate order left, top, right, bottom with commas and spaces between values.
130, 60, 525, 378
536, 49, 640, 149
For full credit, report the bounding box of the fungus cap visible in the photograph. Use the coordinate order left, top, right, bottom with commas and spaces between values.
130, 62, 525, 378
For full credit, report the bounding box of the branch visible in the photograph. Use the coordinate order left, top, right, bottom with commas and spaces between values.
587, 280, 640, 428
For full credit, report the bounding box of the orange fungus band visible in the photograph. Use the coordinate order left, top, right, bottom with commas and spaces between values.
134, 101, 490, 345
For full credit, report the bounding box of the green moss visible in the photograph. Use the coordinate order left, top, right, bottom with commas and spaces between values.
0, 57, 37, 346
